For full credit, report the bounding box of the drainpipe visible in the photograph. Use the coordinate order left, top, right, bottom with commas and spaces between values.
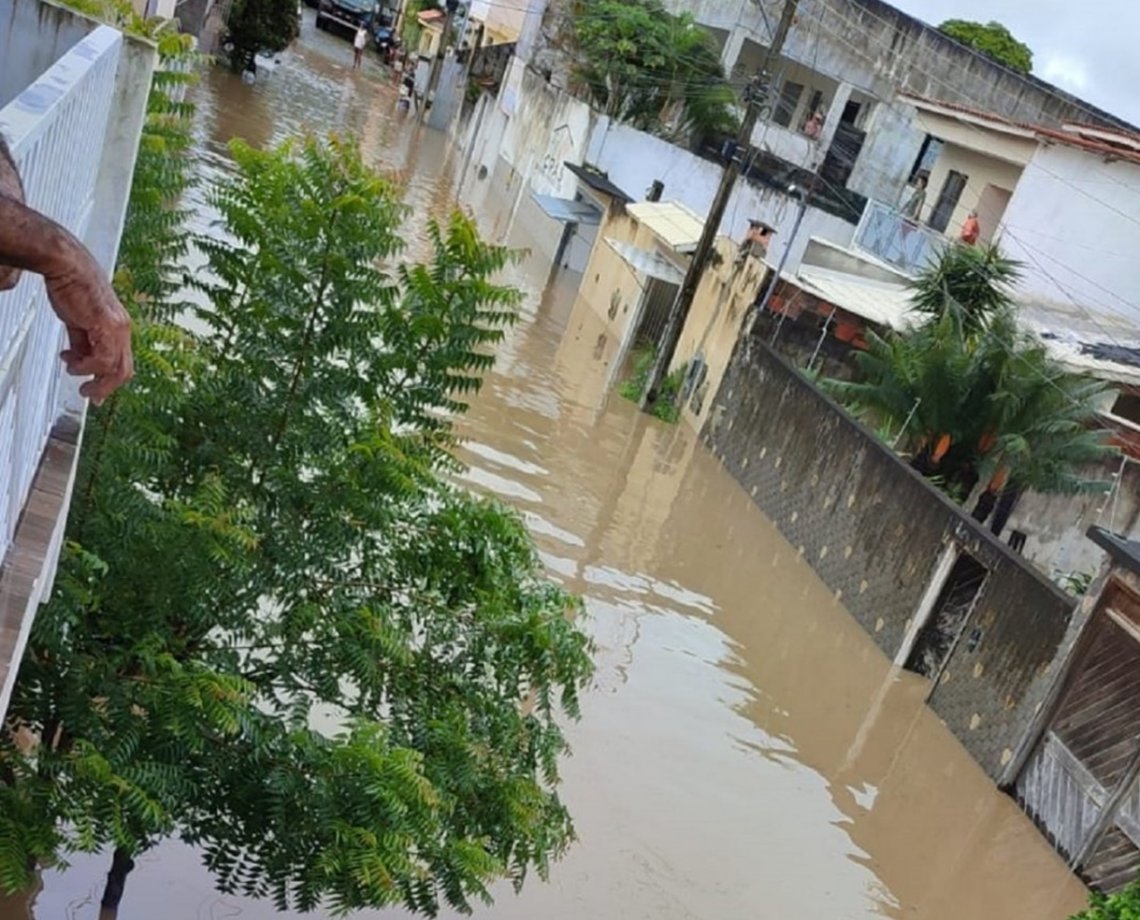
756, 182, 809, 330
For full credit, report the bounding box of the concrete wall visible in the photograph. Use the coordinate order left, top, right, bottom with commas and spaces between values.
458, 63, 858, 282
671, 237, 768, 433
1002, 457, 1139, 583
0, 0, 94, 108
469, 0, 524, 43
702, 335, 1076, 779
576, 210, 667, 354
590, 119, 857, 274
663, 0, 1131, 132
1001, 143, 1140, 322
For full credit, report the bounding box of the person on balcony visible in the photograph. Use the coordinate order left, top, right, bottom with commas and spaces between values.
959, 211, 980, 246
803, 109, 825, 141
0, 138, 133, 405
900, 174, 927, 222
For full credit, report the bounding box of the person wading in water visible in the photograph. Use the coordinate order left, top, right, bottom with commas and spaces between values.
353, 23, 367, 70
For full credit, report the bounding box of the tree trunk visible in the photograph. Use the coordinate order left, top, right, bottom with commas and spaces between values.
989, 484, 1022, 538
100, 847, 136, 912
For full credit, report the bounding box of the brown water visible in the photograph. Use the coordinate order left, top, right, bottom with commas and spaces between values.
9, 18, 1091, 920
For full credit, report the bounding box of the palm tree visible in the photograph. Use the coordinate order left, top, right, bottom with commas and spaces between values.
827, 246, 1118, 526
909, 243, 1021, 337
969, 325, 1116, 530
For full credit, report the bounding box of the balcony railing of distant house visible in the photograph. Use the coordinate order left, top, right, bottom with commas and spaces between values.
0, 5, 155, 716
852, 199, 946, 276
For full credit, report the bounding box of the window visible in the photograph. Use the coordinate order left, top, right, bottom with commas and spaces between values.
929, 170, 967, 233
909, 134, 942, 182
841, 100, 861, 124
773, 80, 804, 128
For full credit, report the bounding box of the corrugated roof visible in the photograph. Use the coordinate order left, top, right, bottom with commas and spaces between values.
794, 266, 919, 331
791, 261, 1140, 386
625, 201, 704, 253
605, 238, 685, 285
531, 193, 602, 225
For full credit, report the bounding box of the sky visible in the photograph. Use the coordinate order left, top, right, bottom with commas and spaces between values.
888, 0, 1140, 126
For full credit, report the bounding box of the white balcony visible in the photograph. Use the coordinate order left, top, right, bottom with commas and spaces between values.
852, 199, 947, 276
751, 118, 817, 169
0, 0, 155, 716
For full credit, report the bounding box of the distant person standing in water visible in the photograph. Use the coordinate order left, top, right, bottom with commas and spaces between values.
353, 24, 367, 70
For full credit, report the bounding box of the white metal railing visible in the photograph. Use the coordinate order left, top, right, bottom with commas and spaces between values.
853, 199, 946, 276
0, 25, 123, 562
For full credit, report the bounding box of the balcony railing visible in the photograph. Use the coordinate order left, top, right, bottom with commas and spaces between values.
1, 24, 122, 560
852, 199, 946, 276
0, 16, 146, 716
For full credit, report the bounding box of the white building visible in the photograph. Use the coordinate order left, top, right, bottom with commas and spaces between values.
0, 0, 154, 717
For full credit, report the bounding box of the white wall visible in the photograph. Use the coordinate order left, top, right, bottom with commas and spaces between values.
1000, 144, 1140, 324
460, 57, 857, 281
589, 119, 856, 275
470, 0, 525, 43
0, 0, 93, 108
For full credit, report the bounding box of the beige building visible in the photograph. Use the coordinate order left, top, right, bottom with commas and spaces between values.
903, 95, 1037, 244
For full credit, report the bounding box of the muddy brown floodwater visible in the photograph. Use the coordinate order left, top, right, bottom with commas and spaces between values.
7, 17, 1091, 920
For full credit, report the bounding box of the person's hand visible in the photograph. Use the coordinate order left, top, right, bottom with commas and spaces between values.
0, 159, 25, 292
42, 247, 134, 405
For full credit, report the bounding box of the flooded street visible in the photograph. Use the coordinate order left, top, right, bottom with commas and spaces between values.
15, 19, 1089, 920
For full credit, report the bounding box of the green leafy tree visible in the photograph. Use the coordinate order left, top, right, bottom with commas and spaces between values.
827, 245, 1116, 531
1069, 882, 1140, 919
569, 0, 737, 141
0, 134, 593, 913
939, 19, 1033, 74
224, 0, 300, 72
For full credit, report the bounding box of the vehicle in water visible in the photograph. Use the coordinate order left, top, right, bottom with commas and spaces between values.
314, 0, 374, 36
370, 10, 401, 65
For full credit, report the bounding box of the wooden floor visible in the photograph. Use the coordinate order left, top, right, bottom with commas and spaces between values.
0, 417, 82, 715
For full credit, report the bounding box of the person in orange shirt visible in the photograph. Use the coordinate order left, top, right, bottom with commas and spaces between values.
960, 211, 980, 245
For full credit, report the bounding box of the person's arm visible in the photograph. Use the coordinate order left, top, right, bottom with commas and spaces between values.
0, 191, 133, 405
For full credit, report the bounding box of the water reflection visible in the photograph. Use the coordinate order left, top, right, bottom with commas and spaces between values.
11, 14, 1090, 920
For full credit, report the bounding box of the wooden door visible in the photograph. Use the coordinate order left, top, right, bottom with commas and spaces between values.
1016, 592, 1140, 891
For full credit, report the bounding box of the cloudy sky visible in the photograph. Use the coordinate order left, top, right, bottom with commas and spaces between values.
889, 0, 1140, 126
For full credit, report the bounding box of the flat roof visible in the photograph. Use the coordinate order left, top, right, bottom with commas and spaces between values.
564, 162, 633, 203
625, 201, 704, 253
788, 247, 1140, 387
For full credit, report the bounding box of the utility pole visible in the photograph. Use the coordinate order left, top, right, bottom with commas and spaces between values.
641, 0, 800, 410
422, 0, 459, 121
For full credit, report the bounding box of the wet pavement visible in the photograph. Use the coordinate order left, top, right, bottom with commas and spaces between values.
7, 16, 1090, 920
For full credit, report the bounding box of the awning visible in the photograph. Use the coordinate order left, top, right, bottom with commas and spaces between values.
563, 161, 633, 203
625, 201, 704, 253
532, 193, 602, 225
606, 238, 685, 285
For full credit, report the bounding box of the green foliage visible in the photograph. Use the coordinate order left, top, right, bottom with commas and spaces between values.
826, 245, 1117, 504
909, 243, 1021, 337
569, 0, 737, 141
224, 0, 300, 71
1, 134, 594, 914
1057, 570, 1095, 596
938, 18, 1033, 74
401, 0, 432, 49
1069, 882, 1140, 919
618, 345, 684, 422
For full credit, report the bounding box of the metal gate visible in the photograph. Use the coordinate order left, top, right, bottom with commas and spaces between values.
1016, 591, 1140, 891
